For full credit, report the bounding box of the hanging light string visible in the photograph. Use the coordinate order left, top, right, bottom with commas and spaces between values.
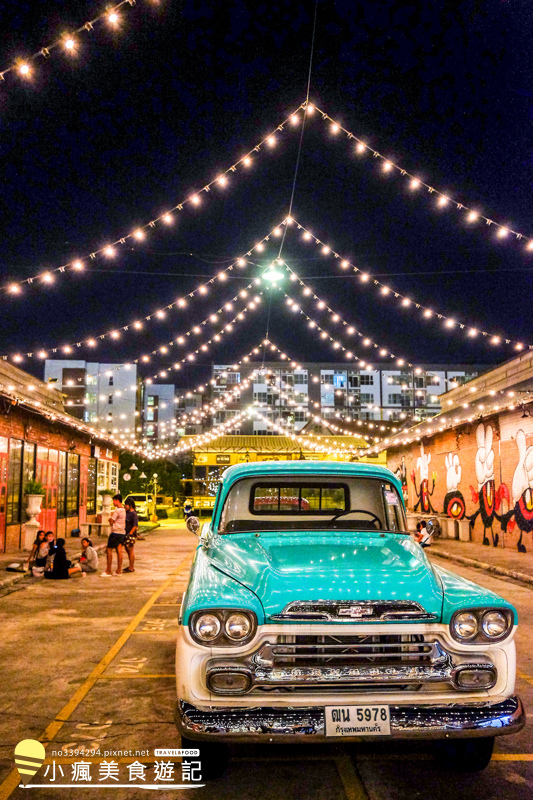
289, 217, 530, 351
307, 102, 533, 256
7, 279, 261, 363
281, 264, 466, 387
0, 1, 145, 86
3, 216, 290, 361
251, 409, 370, 457
3, 106, 304, 296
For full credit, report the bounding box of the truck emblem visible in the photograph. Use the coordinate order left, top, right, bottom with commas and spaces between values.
338, 605, 373, 618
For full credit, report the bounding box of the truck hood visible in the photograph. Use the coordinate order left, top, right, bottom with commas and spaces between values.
207, 530, 443, 620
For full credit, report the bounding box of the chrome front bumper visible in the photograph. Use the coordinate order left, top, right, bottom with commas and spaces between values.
176, 696, 525, 742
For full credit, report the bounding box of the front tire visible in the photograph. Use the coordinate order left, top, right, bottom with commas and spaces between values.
435, 737, 495, 772
181, 736, 229, 780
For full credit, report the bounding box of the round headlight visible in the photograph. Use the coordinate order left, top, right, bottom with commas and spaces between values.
225, 612, 252, 641
194, 613, 221, 642
482, 610, 509, 639
453, 611, 479, 640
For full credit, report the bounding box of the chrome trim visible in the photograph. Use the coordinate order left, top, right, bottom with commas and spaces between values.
270, 600, 437, 622
176, 696, 525, 741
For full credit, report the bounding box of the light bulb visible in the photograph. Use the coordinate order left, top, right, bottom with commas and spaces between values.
410, 178, 420, 189
162, 212, 173, 224
497, 227, 509, 238
356, 141, 365, 153
9, 284, 20, 293
108, 12, 119, 25
103, 246, 115, 257
331, 123, 340, 134
72, 260, 84, 270
217, 175, 227, 187
18, 63, 30, 76
383, 161, 392, 172
267, 136, 276, 147
467, 211, 478, 223
133, 229, 145, 240
64, 37, 75, 51
190, 195, 200, 205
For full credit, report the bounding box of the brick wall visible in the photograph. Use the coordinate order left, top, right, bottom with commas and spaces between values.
388, 408, 533, 553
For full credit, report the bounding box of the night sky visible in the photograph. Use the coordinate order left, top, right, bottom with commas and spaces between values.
1, 0, 533, 390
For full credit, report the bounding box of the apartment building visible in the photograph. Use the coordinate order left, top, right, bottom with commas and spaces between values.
211, 362, 484, 434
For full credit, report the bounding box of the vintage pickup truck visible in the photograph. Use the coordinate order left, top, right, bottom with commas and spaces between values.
175, 462, 524, 778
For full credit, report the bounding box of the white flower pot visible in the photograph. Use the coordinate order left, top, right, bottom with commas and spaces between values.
24, 494, 44, 551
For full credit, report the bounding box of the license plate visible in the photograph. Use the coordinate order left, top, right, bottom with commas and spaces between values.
325, 705, 391, 736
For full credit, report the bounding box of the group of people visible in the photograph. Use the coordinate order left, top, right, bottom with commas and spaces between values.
28, 493, 140, 580
414, 520, 433, 548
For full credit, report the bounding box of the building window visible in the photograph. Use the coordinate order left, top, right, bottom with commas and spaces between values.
321, 374, 334, 385
6, 439, 23, 525
66, 453, 80, 517
348, 374, 360, 388
294, 411, 307, 422
146, 409, 155, 421
226, 372, 240, 385
108, 395, 113, 404
294, 373, 308, 384
109, 376, 114, 386
333, 372, 346, 388
147, 396, 156, 406
58, 451, 67, 519
87, 458, 97, 514
360, 374, 374, 385
360, 394, 373, 404
146, 425, 155, 436
254, 392, 268, 404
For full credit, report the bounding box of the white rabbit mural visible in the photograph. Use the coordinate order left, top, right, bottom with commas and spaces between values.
500, 429, 533, 553
411, 443, 437, 513
442, 452, 466, 520
467, 423, 510, 548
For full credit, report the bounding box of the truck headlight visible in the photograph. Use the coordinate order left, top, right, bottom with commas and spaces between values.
193, 613, 221, 642
225, 612, 252, 641
452, 612, 478, 641
482, 610, 510, 639
450, 608, 514, 643
189, 609, 257, 646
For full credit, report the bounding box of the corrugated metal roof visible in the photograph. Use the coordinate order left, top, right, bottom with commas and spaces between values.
180, 434, 368, 452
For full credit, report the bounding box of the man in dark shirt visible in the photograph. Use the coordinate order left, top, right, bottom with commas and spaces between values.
124, 500, 139, 573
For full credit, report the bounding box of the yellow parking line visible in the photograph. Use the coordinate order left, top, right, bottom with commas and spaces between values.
0, 553, 192, 800
517, 669, 533, 686
334, 755, 369, 800
492, 754, 533, 761
100, 674, 175, 679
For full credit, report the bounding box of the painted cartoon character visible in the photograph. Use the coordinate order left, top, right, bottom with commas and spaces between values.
467, 423, 509, 548
504, 429, 533, 553
411, 443, 436, 513
442, 452, 466, 519
394, 456, 409, 503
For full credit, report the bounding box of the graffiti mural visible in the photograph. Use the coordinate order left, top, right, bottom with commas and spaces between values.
394, 456, 409, 503
411, 443, 436, 513
442, 452, 466, 519
501, 429, 533, 553
467, 423, 509, 548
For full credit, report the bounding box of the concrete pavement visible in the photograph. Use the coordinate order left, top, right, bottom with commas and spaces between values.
0, 522, 531, 800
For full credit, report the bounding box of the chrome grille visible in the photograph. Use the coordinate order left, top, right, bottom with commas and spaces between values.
256, 634, 444, 669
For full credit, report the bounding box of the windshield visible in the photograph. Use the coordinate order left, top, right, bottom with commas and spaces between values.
218, 477, 407, 534
126, 495, 150, 503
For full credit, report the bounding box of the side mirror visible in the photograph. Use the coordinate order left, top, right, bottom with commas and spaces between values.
186, 516, 201, 537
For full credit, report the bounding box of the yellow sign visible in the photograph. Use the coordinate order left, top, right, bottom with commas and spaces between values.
14, 739, 45, 785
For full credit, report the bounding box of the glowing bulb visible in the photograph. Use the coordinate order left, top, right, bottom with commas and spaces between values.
19, 63, 30, 76
445, 319, 455, 328
274, 228, 282, 236
340, 260, 349, 268
331, 123, 340, 134
381, 286, 389, 295
491, 336, 501, 345
42, 272, 54, 284
133, 229, 145, 240
217, 272, 227, 281
110, 331, 120, 339
108, 12, 119, 25
307, 104, 315, 114
64, 38, 75, 51
438, 196, 448, 207
243, 156, 252, 167
72, 260, 84, 270
424, 309, 432, 317
402, 298, 411, 306
87, 338, 96, 347
267, 136, 276, 147
290, 115, 299, 125
156, 310, 165, 319
217, 175, 227, 187
356, 141, 365, 153
9, 284, 20, 294
199, 286, 207, 294
321, 246, 330, 255
467, 211, 478, 223
410, 178, 420, 189
383, 161, 392, 172
468, 328, 478, 337
133, 321, 143, 330
497, 227, 509, 238
103, 246, 115, 257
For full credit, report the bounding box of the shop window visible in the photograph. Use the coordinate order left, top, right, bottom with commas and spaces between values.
6, 439, 23, 525
58, 451, 67, 519
66, 453, 80, 517
87, 458, 97, 514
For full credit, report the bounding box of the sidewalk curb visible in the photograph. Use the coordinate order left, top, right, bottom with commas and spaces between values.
0, 524, 160, 592
430, 548, 533, 588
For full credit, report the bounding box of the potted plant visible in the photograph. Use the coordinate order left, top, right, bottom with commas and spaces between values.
99, 488, 115, 515
23, 480, 45, 551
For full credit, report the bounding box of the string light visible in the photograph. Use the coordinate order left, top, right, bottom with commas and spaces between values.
291, 216, 530, 350
0, 2, 144, 87
308, 101, 533, 254
3, 103, 303, 296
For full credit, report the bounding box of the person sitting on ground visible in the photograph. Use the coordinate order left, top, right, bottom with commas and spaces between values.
44, 531, 57, 574
415, 520, 433, 548
28, 530, 47, 569
101, 493, 126, 577
183, 499, 193, 519
44, 538, 71, 580
123, 500, 139, 573
69, 538, 99, 577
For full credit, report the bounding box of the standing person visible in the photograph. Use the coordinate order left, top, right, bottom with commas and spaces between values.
28, 530, 47, 569
44, 538, 71, 580
123, 500, 139, 573
101, 494, 126, 577
69, 538, 99, 577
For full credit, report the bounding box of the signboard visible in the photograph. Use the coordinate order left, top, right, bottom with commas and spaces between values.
195, 454, 208, 464
216, 455, 231, 465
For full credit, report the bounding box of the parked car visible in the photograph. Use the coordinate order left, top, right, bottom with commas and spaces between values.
123, 494, 153, 520
176, 462, 524, 779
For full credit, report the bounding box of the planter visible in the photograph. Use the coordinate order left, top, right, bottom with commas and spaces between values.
24, 494, 44, 551
100, 493, 113, 526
